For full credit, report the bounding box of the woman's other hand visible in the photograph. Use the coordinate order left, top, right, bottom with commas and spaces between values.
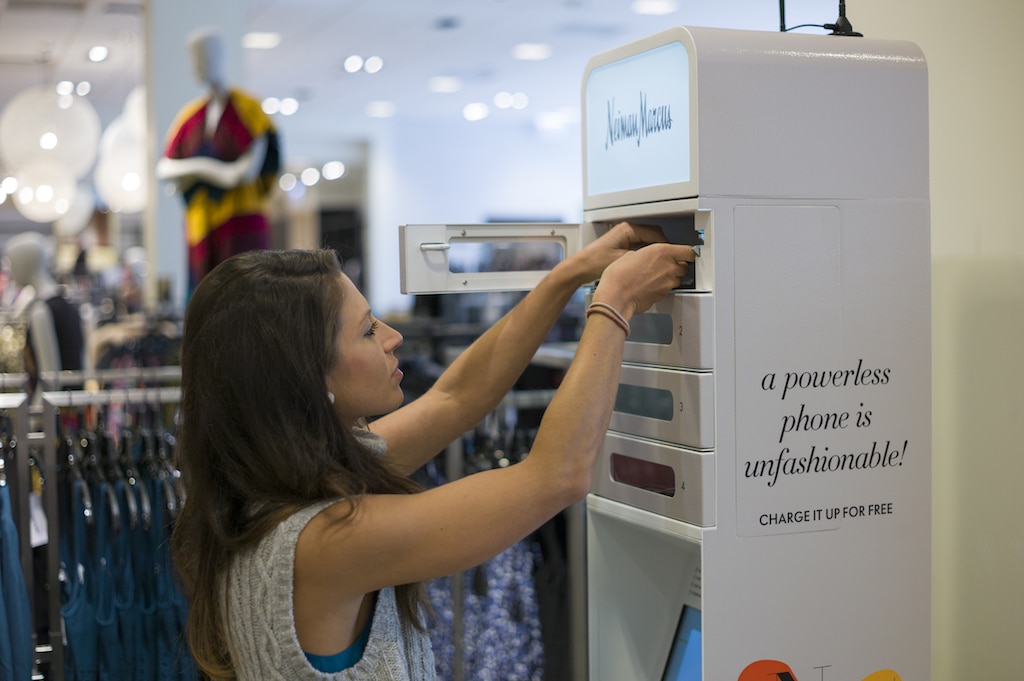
565, 221, 671, 285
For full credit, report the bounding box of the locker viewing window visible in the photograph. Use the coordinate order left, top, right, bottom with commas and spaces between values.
627, 312, 674, 346
610, 453, 676, 497
448, 240, 564, 274
614, 383, 675, 421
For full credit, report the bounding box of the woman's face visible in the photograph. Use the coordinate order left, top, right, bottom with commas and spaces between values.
326, 274, 405, 425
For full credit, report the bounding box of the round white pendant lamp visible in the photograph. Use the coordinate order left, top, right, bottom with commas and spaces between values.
94, 115, 147, 213
0, 84, 102, 179
12, 158, 77, 223
53, 183, 97, 236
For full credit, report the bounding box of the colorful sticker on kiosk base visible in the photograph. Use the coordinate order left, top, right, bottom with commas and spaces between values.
738, 660, 902, 681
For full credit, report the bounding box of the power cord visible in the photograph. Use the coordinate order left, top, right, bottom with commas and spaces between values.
779, 0, 863, 37
823, 0, 863, 36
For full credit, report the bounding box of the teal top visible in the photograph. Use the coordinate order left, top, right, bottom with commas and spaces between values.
304, 607, 374, 673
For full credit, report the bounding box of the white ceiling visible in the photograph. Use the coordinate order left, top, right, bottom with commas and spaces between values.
0, 0, 841, 232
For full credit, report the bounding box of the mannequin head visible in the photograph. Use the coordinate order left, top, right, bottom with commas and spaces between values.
187, 26, 226, 92
4, 231, 54, 290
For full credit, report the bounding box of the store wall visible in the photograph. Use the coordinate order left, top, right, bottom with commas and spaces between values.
362, 117, 582, 317
848, 1, 1024, 678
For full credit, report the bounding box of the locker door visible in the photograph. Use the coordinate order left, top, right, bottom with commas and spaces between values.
399, 222, 598, 294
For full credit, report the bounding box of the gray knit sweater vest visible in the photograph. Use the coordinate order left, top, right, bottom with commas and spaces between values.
223, 429, 437, 680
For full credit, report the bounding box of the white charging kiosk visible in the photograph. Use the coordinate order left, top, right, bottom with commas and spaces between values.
400, 25, 930, 681
582, 27, 930, 681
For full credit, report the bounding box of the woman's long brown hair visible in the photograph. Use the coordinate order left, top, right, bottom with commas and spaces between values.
170, 249, 424, 680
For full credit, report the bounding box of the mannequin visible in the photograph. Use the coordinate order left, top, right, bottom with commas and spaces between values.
157, 26, 281, 295
4, 231, 84, 396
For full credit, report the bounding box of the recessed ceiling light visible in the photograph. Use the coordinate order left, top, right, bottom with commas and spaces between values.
366, 101, 396, 118
494, 91, 529, 110
262, 97, 281, 114
300, 167, 321, 186
322, 161, 346, 180
279, 98, 299, 116
243, 32, 281, 49
463, 103, 489, 121
88, 45, 109, 62
535, 110, 572, 133
429, 76, 462, 94
364, 56, 384, 74
344, 55, 364, 73
512, 43, 551, 61
279, 173, 297, 191
631, 0, 678, 16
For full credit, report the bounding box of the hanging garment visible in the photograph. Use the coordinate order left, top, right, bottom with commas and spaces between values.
151, 468, 184, 681
532, 516, 570, 681
458, 541, 545, 681
94, 478, 125, 681
420, 457, 545, 681
0, 321, 27, 373
143, 423, 196, 681
116, 421, 152, 681
0, 482, 33, 681
111, 475, 141, 681
96, 425, 143, 681
23, 296, 85, 373
61, 476, 99, 681
425, 543, 545, 681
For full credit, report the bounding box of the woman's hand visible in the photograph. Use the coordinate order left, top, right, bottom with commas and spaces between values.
563, 222, 670, 286
592, 241, 697, 319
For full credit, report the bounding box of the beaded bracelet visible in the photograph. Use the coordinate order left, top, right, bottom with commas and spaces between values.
586, 302, 631, 337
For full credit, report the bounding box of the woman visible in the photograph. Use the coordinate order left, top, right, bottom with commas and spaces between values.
171, 222, 695, 680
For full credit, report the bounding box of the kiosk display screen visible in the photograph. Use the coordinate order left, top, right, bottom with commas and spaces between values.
584, 39, 692, 203
661, 606, 702, 681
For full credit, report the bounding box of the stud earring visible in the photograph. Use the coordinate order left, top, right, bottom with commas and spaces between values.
327, 391, 335, 404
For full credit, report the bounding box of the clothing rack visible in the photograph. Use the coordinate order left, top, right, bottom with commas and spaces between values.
38, 366, 182, 391
0, 371, 29, 392
1, 366, 183, 681
35, 384, 183, 681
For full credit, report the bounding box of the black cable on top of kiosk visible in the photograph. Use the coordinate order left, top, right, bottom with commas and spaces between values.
779, 0, 864, 36
824, 0, 863, 36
